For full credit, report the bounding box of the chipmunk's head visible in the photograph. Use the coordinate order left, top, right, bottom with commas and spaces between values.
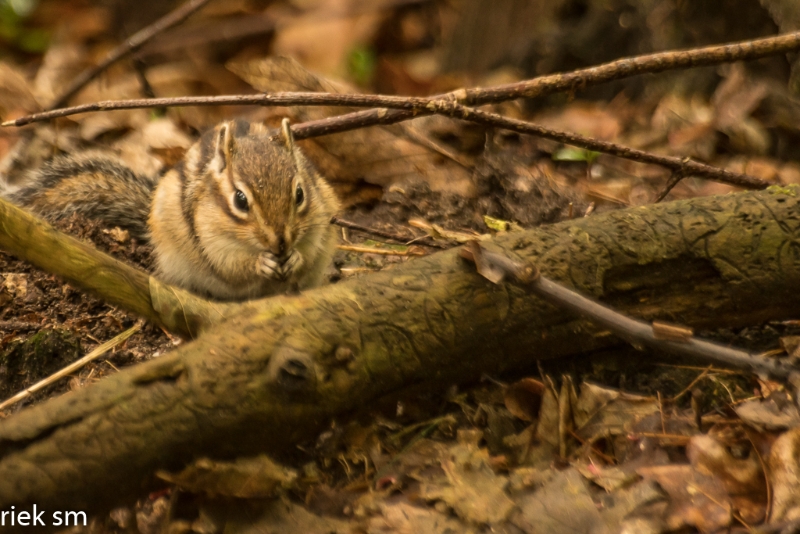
204, 119, 337, 277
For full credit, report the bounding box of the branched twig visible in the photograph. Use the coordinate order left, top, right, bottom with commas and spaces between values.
48, 0, 215, 110
7, 32, 794, 189
2, 93, 768, 190
290, 30, 800, 139
9, 29, 800, 122
13, 30, 800, 127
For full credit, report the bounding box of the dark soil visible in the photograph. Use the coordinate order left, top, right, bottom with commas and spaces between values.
0, 214, 174, 413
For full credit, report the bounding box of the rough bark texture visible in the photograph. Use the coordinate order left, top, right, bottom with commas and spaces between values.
1, 186, 800, 522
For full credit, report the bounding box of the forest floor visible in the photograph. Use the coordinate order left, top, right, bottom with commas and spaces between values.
3, 0, 800, 532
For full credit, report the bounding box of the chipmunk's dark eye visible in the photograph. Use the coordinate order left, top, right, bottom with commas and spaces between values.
295, 184, 305, 205
234, 189, 248, 211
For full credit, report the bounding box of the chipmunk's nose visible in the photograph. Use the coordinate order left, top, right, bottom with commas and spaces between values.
275, 235, 286, 257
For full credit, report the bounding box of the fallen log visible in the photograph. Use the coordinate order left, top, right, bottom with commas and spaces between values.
1, 185, 800, 520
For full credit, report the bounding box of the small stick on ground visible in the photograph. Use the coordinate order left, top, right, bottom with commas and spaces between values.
331, 216, 448, 249
0, 322, 141, 411
338, 244, 426, 256
0, 321, 42, 333
48, 0, 215, 110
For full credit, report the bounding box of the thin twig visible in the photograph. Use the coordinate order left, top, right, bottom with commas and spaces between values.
460, 242, 799, 381
0, 321, 42, 333
11, 30, 800, 125
532, 273, 791, 378
670, 365, 714, 402
3, 92, 767, 189
5, 34, 789, 189
6, 93, 434, 127
433, 103, 769, 190
655, 171, 687, 202
48, 0, 215, 109
0, 323, 141, 411
653, 363, 741, 374
331, 216, 448, 249
633, 432, 692, 444
338, 244, 426, 256
290, 30, 800, 139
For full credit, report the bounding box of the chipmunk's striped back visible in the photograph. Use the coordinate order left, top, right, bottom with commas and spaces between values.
5, 152, 156, 240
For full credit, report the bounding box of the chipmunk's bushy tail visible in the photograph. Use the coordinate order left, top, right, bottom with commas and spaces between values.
4, 153, 156, 240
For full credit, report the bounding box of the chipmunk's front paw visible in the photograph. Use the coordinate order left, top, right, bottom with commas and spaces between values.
257, 251, 304, 281
257, 252, 282, 280
280, 250, 304, 279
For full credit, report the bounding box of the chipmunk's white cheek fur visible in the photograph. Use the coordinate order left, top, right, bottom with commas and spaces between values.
197, 209, 256, 264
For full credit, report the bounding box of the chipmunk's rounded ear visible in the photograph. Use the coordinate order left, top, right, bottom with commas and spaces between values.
280, 118, 295, 151
212, 121, 236, 174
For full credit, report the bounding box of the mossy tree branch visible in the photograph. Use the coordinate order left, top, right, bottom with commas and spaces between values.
0, 198, 237, 337
1, 187, 800, 521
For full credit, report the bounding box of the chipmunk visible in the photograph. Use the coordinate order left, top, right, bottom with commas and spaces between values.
3, 119, 341, 301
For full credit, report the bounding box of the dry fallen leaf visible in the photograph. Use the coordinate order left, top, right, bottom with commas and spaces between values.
574, 382, 659, 446
417, 431, 515, 525
32, 40, 87, 106
735, 392, 800, 430
510, 468, 602, 534
189, 499, 353, 534
637, 464, 732, 532
2, 273, 28, 299
535, 102, 622, 141
687, 433, 766, 523
367, 501, 467, 534
769, 426, 800, 522
269, 0, 387, 77
112, 118, 193, 176
104, 227, 130, 244
157, 455, 297, 499
638, 432, 767, 531
712, 64, 770, 155
504, 377, 545, 422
